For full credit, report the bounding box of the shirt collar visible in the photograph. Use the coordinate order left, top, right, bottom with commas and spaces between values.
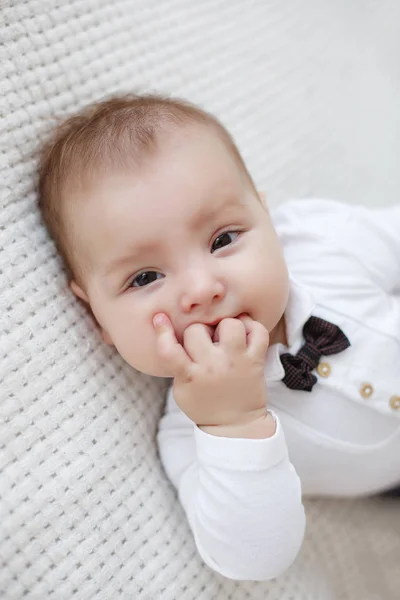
264, 275, 316, 381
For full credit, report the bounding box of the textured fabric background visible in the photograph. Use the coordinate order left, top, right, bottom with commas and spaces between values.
1, 1, 400, 599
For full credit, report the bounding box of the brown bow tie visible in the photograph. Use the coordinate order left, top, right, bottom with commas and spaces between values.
280, 316, 350, 391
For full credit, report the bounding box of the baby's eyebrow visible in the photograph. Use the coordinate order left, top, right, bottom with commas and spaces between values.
190, 195, 244, 229
101, 241, 160, 277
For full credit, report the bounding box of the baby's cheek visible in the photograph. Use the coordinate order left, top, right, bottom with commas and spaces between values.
249, 267, 284, 328
120, 321, 168, 377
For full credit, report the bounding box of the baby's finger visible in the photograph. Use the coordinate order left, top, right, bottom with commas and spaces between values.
237, 315, 270, 357
216, 318, 247, 352
236, 314, 253, 339
183, 323, 215, 361
153, 314, 194, 380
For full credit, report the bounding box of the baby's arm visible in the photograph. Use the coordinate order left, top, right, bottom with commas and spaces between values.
157, 389, 305, 581
155, 314, 305, 581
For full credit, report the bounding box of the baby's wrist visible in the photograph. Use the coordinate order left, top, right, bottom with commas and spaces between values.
198, 409, 276, 439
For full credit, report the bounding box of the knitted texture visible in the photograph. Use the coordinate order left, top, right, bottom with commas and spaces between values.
1, 1, 400, 598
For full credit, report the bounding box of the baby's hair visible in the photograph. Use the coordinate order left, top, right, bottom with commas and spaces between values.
37, 93, 256, 286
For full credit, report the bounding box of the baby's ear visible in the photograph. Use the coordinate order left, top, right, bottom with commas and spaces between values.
70, 280, 89, 303
70, 280, 114, 346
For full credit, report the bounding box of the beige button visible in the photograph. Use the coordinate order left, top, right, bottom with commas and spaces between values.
389, 395, 400, 410
360, 383, 374, 399
317, 362, 331, 377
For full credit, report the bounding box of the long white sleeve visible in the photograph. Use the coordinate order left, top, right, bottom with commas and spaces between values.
157, 388, 306, 581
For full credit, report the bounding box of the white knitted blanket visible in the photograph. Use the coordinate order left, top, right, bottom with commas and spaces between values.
1, 1, 400, 598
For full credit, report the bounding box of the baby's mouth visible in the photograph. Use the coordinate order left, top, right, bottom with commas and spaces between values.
177, 314, 249, 346
206, 324, 218, 343
207, 313, 248, 343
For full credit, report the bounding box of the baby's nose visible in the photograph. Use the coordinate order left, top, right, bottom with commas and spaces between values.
179, 270, 225, 313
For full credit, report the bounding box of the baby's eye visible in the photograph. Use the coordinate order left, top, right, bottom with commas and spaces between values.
211, 231, 239, 253
130, 271, 164, 288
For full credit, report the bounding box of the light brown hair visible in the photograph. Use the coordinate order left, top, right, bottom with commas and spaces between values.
37, 93, 256, 287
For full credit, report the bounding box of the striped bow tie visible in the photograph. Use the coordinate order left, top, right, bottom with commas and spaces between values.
280, 316, 350, 392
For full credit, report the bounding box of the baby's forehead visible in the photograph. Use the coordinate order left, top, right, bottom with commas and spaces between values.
71, 122, 224, 192
68, 122, 253, 241
82, 126, 242, 193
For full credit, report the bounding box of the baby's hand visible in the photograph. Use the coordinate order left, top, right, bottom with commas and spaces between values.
153, 313, 270, 431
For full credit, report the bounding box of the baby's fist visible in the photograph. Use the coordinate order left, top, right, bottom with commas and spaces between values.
154, 313, 270, 429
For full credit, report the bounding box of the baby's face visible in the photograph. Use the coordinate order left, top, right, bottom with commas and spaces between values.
70, 127, 289, 376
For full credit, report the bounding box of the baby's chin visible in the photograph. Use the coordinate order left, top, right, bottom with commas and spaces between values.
150, 366, 175, 379
129, 359, 174, 379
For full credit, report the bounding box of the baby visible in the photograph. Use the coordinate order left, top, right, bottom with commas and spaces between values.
38, 94, 400, 581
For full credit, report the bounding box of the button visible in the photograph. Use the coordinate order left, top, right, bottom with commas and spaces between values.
317, 362, 331, 377
389, 395, 400, 410
360, 383, 374, 398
